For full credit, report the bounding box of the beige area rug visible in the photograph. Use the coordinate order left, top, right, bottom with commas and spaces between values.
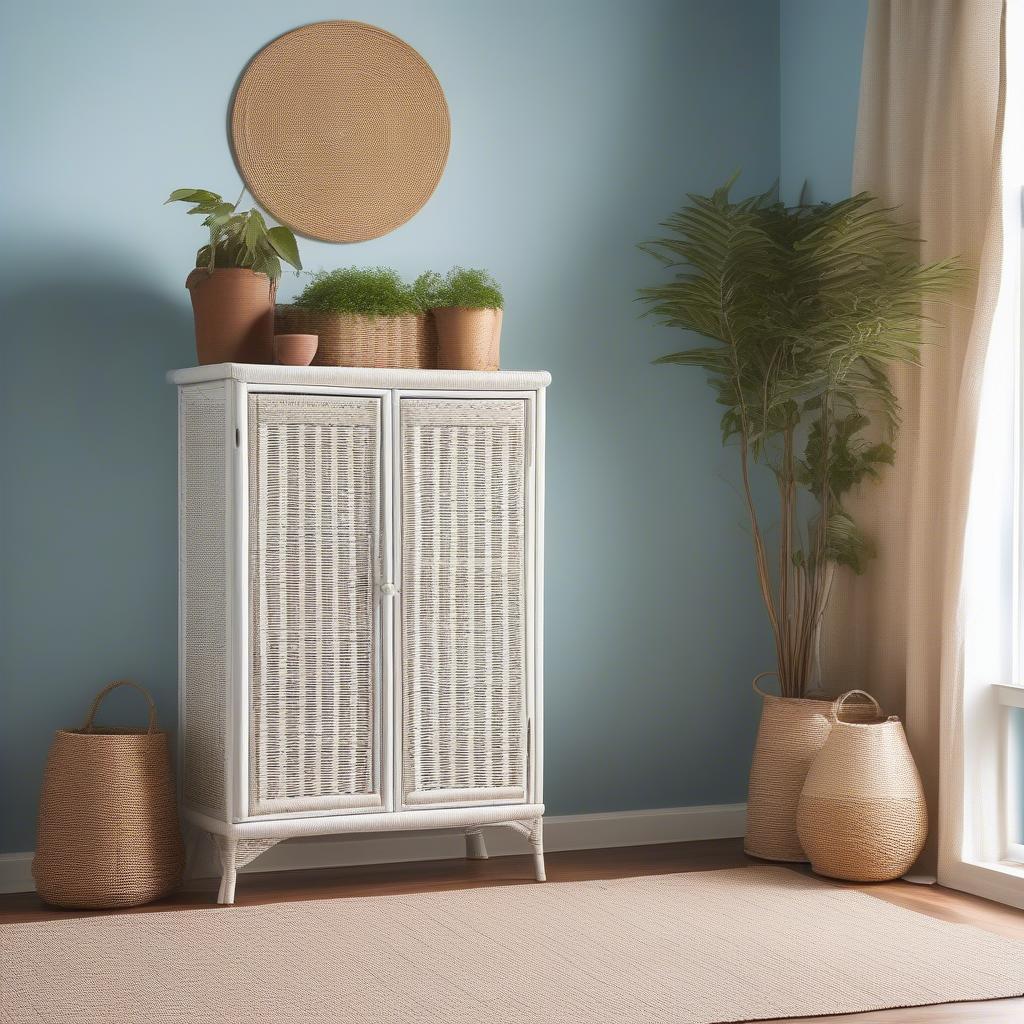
2, 866, 1023, 1023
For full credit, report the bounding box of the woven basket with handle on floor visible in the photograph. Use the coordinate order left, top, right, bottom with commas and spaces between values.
32, 680, 184, 909
796, 689, 928, 882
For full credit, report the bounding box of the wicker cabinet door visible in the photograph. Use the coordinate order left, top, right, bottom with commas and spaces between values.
248, 395, 383, 816
399, 398, 529, 807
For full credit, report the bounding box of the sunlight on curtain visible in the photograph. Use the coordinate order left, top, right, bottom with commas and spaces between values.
827, 0, 1007, 880
961, 0, 1022, 871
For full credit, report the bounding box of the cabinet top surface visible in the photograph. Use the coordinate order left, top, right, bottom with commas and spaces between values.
168, 363, 551, 390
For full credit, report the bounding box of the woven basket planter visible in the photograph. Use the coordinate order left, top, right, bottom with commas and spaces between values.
275, 306, 437, 369
797, 690, 928, 881
744, 675, 835, 862
32, 680, 184, 909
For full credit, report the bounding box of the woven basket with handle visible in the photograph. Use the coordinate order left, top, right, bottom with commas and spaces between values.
32, 680, 184, 909
797, 689, 928, 882
275, 305, 437, 368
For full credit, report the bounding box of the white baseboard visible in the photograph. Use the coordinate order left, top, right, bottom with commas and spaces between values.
0, 803, 746, 895
0, 854, 34, 897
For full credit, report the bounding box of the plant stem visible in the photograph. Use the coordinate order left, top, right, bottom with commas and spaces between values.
720, 276, 784, 683
739, 432, 784, 679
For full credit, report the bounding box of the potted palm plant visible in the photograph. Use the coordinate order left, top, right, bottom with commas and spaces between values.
638, 178, 961, 861
166, 188, 301, 365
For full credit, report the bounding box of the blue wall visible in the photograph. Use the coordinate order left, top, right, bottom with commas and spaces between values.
0, 0, 847, 854
780, 0, 867, 203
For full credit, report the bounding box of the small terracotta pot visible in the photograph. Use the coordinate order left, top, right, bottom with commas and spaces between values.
274, 334, 319, 366
433, 307, 502, 371
186, 268, 276, 365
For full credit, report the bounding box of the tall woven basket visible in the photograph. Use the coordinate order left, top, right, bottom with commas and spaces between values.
32, 680, 184, 909
744, 674, 835, 862
275, 306, 437, 368
797, 690, 928, 882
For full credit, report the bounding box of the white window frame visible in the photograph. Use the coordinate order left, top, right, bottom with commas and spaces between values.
995, 682, 1024, 865
1002, 177, 1024, 868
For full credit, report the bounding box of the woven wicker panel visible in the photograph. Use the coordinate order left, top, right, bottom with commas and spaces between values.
249, 395, 382, 815
180, 388, 228, 815
231, 21, 450, 243
400, 399, 528, 806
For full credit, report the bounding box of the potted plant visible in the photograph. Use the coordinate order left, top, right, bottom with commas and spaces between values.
638, 178, 961, 862
166, 187, 301, 365
419, 267, 504, 371
277, 267, 434, 368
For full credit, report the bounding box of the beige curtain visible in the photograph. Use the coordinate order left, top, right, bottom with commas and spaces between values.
822, 0, 1006, 877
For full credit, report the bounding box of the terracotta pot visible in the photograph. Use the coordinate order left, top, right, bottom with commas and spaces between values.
186, 268, 276, 365
433, 307, 502, 370
274, 333, 319, 366
797, 690, 928, 881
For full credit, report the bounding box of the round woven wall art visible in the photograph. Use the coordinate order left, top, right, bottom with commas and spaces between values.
231, 21, 450, 242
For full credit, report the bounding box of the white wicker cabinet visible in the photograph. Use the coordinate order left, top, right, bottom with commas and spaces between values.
170, 364, 549, 903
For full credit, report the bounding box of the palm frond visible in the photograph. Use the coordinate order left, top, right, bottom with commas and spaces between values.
638, 178, 963, 696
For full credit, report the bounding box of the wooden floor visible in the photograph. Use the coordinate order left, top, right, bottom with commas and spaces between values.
2, 837, 1022, 1023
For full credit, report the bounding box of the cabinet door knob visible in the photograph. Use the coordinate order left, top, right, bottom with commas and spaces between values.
380, 582, 397, 597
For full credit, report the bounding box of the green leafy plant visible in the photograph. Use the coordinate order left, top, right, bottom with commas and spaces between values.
639, 177, 963, 698
411, 270, 445, 310
293, 267, 423, 317
165, 187, 301, 283
417, 267, 504, 309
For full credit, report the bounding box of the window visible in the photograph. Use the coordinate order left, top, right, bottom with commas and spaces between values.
1002, 164, 1024, 866
999, 1, 1024, 868
953, 0, 1024, 906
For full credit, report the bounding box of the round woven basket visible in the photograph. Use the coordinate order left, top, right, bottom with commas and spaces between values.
797, 690, 928, 882
275, 306, 437, 369
32, 681, 184, 909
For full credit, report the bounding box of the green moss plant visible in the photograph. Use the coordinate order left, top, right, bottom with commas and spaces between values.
294, 267, 423, 317
418, 267, 504, 310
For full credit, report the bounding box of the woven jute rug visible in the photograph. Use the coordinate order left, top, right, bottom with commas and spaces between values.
2, 866, 1023, 1023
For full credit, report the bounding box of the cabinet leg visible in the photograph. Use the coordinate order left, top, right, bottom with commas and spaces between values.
212, 835, 280, 905
214, 834, 237, 905
221, 865, 238, 905
465, 828, 489, 860
506, 817, 546, 882
529, 818, 546, 882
